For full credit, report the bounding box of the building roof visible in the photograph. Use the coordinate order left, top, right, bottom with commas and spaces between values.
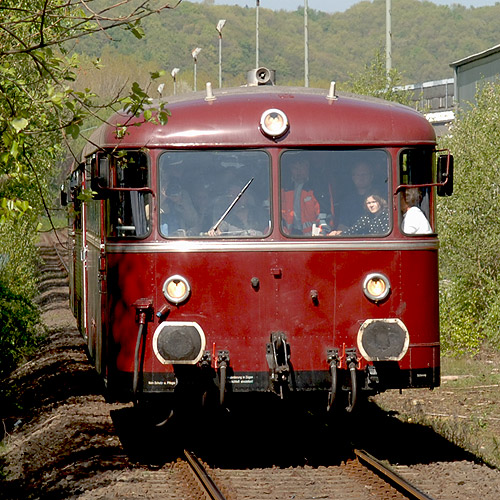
450, 43, 500, 68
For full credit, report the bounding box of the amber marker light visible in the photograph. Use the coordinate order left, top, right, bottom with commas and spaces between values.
163, 275, 191, 304
260, 108, 289, 139
363, 273, 390, 302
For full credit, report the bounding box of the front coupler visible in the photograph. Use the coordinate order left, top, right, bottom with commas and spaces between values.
266, 332, 291, 399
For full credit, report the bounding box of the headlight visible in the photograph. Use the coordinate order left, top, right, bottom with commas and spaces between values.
163, 275, 191, 304
363, 273, 390, 302
260, 108, 289, 139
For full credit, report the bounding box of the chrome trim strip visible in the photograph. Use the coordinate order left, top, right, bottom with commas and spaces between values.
104, 239, 439, 253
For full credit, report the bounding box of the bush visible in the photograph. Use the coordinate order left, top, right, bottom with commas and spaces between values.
438, 80, 500, 353
0, 280, 43, 378
440, 278, 485, 355
0, 218, 44, 378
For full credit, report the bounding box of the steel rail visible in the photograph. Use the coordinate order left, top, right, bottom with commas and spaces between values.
184, 449, 227, 500
354, 449, 434, 500
53, 239, 69, 275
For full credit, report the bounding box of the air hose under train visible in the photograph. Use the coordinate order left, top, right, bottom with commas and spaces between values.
132, 299, 153, 405
133, 323, 146, 404
346, 356, 358, 413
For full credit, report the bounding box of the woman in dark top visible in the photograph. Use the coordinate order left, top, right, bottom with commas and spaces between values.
329, 194, 389, 236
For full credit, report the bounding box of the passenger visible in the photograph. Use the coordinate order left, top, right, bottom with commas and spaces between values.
212, 180, 248, 227
335, 161, 382, 229
329, 194, 389, 236
160, 182, 198, 236
208, 197, 263, 236
281, 158, 323, 235
401, 188, 432, 235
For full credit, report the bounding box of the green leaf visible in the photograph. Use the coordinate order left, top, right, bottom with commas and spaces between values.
66, 123, 80, 140
11, 118, 29, 133
158, 111, 170, 125
9, 141, 19, 158
126, 21, 145, 40
151, 70, 166, 80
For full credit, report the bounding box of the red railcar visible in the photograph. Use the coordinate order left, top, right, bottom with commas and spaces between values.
66, 77, 452, 412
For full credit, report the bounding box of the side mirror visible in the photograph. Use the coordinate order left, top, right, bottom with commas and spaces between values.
437, 154, 453, 197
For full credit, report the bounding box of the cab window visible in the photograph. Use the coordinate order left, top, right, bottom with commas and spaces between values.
280, 150, 390, 237
158, 150, 271, 238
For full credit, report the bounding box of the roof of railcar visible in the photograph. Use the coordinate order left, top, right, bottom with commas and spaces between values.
83, 85, 435, 157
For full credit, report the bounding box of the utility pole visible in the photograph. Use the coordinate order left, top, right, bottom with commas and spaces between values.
304, 0, 309, 87
386, 0, 392, 78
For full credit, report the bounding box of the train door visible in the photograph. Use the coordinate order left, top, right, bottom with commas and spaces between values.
84, 154, 107, 375
70, 164, 89, 340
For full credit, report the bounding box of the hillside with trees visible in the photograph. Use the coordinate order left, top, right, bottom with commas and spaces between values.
73, 0, 500, 96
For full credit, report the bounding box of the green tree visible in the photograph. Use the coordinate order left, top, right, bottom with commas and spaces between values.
439, 80, 500, 353
340, 50, 413, 106
1, 0, 178, 220
0, 0, 179, 378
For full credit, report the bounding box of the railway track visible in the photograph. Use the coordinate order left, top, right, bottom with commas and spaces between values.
353, 449, 433, 500
179, 447, 435, 500
183, 449, 229, 500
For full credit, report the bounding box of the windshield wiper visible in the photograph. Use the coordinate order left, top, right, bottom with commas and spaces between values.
209, 177, 254, 234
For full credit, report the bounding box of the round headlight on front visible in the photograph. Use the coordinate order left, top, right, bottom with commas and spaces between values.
163, 275, 191, 304
260, 108, 289, 139
363, 273, 390, 302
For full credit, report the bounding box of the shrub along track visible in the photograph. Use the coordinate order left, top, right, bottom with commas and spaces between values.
0, 230, 499, 499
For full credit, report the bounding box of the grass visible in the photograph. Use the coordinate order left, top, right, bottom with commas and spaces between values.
375, 351, 500, 469
37, 215, 67, 233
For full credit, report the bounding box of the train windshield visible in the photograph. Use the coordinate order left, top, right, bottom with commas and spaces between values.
158, 150, 271, 238
280, 150, 390, 237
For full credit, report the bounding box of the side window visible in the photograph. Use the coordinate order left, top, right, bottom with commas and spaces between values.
399, 150, 433, 235
70, 166, 83, 231
114, 151, 149, 188
105, 151, 151, 238
86, 157, 100, 235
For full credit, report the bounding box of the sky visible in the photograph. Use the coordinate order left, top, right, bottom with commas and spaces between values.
189, 0, 499, 13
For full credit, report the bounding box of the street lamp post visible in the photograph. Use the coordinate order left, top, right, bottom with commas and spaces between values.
216, 19, 226, 88
191, 47, 202, 91
171, 67, 180, 95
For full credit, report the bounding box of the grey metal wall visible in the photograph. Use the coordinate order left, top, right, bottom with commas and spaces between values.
452, 47, 500, 107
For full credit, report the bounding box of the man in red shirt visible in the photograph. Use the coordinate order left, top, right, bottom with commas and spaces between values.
281, 158, 321, 235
